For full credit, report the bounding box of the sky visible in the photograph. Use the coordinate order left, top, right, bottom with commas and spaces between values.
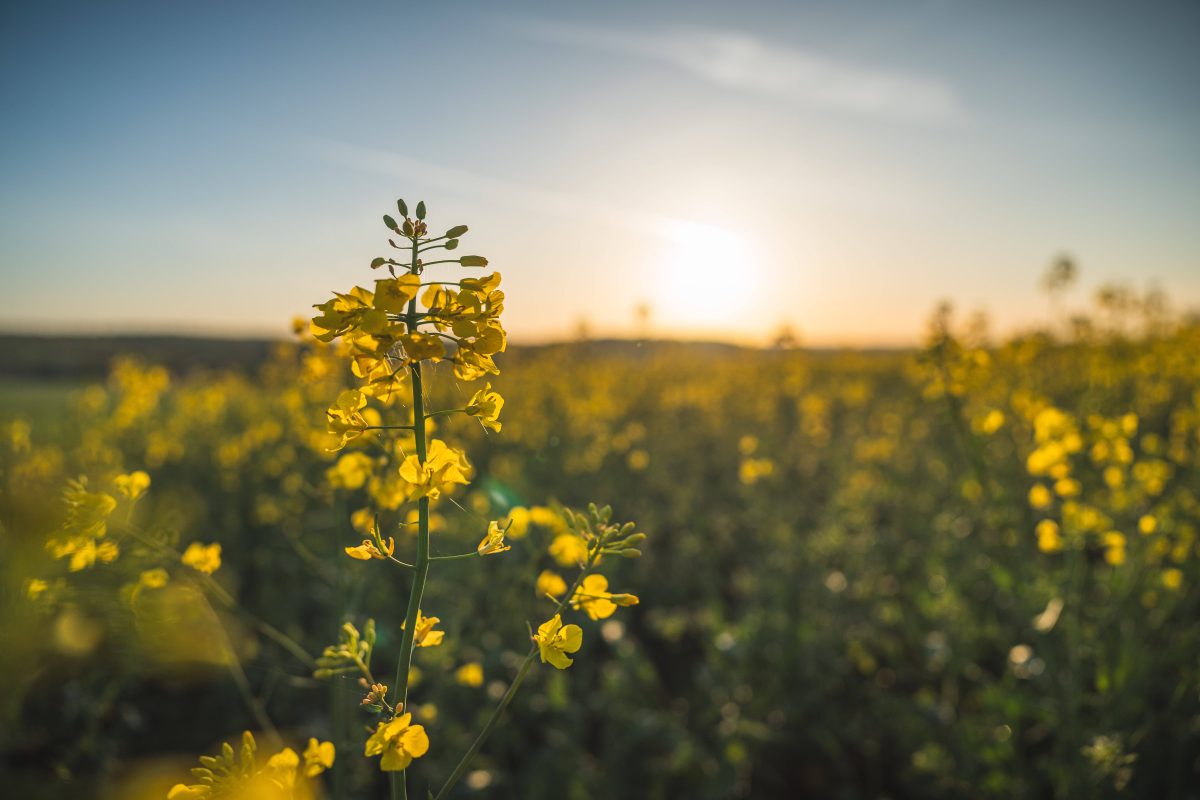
1, 0, 1198, 346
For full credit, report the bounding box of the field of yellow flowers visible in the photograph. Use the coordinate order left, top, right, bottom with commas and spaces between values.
2, 291, 1198, 798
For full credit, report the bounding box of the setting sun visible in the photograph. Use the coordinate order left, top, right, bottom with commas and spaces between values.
654, 219, 760, 332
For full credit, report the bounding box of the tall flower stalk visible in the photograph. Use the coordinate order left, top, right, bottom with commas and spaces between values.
309, 198, 646, 800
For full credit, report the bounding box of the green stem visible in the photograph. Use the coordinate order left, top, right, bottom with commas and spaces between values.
433, 555, 597, 800
430, 551, 480, 562
434, 650, 537, 800
391, 237, 431, 800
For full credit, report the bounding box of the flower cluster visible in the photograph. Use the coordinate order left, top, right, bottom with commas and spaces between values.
167, 731, 334, 799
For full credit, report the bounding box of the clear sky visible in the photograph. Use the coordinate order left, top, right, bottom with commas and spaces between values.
2, 0, 1198, 345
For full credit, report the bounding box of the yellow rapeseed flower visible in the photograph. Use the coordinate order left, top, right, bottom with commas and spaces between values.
1036, 520, 1063, 553
113, 470, 151, 500
364, 712, 429, 771
465, 382, 504, 432
402, 610, 444, 648
1102, 531, 1127, 565
1162, 568, 1183, 590
477, 520, 510, 555
302, 738, 335, 777
455, 662, 484, 687
533, 614, 583, 670
326, 389, 370, 450
536, 569, 568, 599
397, 439, 471, 500
181, 542, 222, 575
1028, 484, 1052, 509
549, 533, 589, 567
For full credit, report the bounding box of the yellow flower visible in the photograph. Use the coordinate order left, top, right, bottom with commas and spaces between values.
1036, 519, 1062, 553
326, 452, 375, 490
25, 578, 49, 600
536, 570, 567, 599
455, 662, 484, 687
345, 537, 395, 560
571, 574, 618, 620
1027, 484, 1052, 510
138, 568, 169, 589
465, 383, 504, 432
1162, 568, 1183, 590
570, 574, 639, 620
402, 610, 445, 647
505, 506, 531, 538
477, 520, 510, 555
373, 275, 421, 313
326, 389, 370, 450
364, 712, 429, 771
181, 542, 222, 575
113, 470, 151, 500
265, 747, 299, 788
549, 533, 589, 567
1138, 515, 1157, 535
533, 614, 583, 670
1102, 531, 1126, 565
397, 439, 471, 500
302, 738, 335, 777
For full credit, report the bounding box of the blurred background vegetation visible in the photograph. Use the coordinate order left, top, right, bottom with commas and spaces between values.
2, 281, 1197, 799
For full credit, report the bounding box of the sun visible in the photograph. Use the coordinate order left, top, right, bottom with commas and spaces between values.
652, 219, 758, 332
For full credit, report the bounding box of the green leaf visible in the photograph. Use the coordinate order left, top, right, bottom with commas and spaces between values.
459, 255, 488, 267
397, 199, 408, 216
383, 215, 398, 231
446, 224, 468, 238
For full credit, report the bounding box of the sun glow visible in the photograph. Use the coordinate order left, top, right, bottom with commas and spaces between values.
653, 219, 759, 332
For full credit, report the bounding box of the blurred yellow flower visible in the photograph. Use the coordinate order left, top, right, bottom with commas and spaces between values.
536, 569, 567, 599
1036, 520, 1063, 553
1028, 484, 1052, 509
113, 469, 151, 500
181, 542, 222, 575
302, 738, 335, 777
455, 662, 484, 687
549, 533, 588, 567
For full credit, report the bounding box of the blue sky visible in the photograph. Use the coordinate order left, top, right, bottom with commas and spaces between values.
2, 0, 1197, 344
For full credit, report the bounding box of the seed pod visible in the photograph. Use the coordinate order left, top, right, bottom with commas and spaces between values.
416, 201, 427, 220
446, 224, 468, 238
383, 215, 399, 231
397, 199, 408, 216
459, 255, 489, 267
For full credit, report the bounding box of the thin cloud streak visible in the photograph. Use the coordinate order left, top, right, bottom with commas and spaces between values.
307, 137, 711, 243
518, 19, 964, 125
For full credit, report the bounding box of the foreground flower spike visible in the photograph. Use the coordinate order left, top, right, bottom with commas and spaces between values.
365, 711, 430, 771
304, 200, 645, 796
533, 614, 584, 669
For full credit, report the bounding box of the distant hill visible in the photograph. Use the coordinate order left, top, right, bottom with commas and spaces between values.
0, 333, 905, 381
0, 334, 280, 379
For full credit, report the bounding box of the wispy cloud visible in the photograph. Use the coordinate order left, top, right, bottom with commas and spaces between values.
518, 20, 963, 125
306, 137, 698, 240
